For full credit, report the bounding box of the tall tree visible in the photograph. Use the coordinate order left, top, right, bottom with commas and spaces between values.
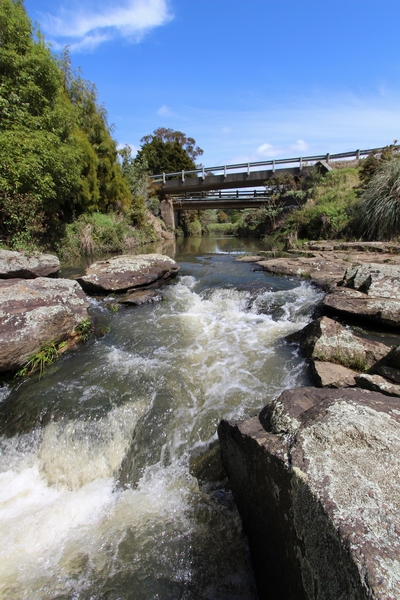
0, 0, 131, 248
136, 128, 203, 176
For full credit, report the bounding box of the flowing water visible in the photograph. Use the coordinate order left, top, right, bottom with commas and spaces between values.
0, 236, 324, 599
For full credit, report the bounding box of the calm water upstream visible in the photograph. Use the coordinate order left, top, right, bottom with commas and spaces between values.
0, 236, 324, 599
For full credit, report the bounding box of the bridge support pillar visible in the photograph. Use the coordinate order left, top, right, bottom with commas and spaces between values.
160, 198, 175, 231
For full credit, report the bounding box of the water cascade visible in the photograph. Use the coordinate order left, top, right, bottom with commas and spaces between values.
0, 238, 323, 599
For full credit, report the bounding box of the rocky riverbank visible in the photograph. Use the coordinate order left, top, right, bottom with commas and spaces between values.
219, 243, 400, 599
0, 250, 180, 375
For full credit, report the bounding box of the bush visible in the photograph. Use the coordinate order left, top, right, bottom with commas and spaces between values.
287, 168, 359, 240
355, 156, 400, 240
59, 212, 154, 261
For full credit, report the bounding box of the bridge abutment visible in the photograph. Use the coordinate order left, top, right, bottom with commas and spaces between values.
160, 199, 176, 231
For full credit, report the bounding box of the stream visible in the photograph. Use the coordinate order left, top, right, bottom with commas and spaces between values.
0, 236, 324, 599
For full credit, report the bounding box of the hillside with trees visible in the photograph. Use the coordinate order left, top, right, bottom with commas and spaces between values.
0, 0, 183, 257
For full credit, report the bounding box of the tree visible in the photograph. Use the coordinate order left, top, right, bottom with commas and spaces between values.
140, 127, 203, 163
135, 128, 203, 176
0, 1, 132, 248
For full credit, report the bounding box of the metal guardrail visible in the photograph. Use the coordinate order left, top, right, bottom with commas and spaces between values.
150, 145, 399, 183
172, 190, 270, 199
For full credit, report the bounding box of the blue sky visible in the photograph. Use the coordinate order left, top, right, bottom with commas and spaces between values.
25, 0, 400, 167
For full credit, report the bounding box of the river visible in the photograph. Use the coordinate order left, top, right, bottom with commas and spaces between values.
0, 236, 324, 599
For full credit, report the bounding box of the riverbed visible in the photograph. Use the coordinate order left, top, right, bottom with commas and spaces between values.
0, 236, 324, 599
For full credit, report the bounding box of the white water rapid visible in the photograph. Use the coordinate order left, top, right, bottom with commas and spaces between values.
0, 241, 324, 599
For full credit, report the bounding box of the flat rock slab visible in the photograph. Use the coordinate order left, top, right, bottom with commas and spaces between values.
218, 387, 400, 599
324, 288, 400, 327
0, 249, 60, 278
257, 255, 349, 288
355, 373, 400, 397
76, 254, 180, 294
118, 289, 163, 306
0, 277, 89, 372
309, 360, 358, 388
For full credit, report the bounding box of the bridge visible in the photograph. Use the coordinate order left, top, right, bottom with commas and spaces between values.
151, 146, 393, 229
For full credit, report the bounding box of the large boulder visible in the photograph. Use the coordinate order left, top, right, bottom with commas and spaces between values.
76, 254, 180, 294
0, 249, 60, 278
0, 277, 89, 372
324, 263, 400, 327
218, 387, 400, 599
289, 315, 388, 371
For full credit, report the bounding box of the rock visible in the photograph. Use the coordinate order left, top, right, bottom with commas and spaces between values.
0, 277, 90, 372
218, 387, 400, 599
118, 289, 163, 306
342, 263, 400, 297
0, 249, 60, 279
376, 364, 400, 383
324, 264, 400, 327
309, 360, 358, 388
76, 254, 180, 294
292, 316, 388, 370
355, 373, 400, 397
236, 255, 264, 263
257, 254, 347, 288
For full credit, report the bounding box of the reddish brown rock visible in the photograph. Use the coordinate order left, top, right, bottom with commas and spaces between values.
77, 254, 180, 294
0, 277, 89, 372
309, 360, 358, 388
218, 387, 400, 599
118, 289, 163, 306
0, 249, 60, 279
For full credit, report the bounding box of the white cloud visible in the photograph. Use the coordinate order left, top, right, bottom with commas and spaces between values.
40, 0, 173, 52
290, 139, 309, 153
157, 104, 174, 117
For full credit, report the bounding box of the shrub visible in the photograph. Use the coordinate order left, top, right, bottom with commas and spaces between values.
355, 155, 400, 240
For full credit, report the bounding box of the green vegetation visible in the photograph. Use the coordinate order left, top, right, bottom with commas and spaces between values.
233, 145, 400, 246
76, 318, 92, 341
355, 152, 400, 240
16, 341, 60, 379
0, 0, 157, 255
136, 128, 203, 175
60, 212, 158, 261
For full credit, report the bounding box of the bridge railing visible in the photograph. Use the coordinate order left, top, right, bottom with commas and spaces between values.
149, 145, 399, 184
172, 190, 271, 199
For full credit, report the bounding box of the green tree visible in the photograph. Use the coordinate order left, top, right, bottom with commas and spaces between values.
0, 1, 132, 248
141, 127, 203, 163
136, 128, 203, 176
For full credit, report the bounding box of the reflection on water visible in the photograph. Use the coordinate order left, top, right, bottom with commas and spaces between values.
0, 237, 324, 599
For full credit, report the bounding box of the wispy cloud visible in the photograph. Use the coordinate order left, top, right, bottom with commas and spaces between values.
40, 0, 173, 52
157, 104, 174, 117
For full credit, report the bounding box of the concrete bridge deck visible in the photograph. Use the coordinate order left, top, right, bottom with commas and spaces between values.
151, 146, 394, 197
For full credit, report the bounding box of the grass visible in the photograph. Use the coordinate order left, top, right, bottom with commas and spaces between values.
16, 342, 60, 379
59, 212, 158, 262
355, 155, 400, 240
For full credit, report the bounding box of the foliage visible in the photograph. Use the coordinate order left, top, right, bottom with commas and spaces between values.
354, 155, 400, 240
119, 146, 160, 225
16, 341, 59, 379
0, 1, 133, 251
135, 128, 203, 177
76, 318, 92, 341
286, 168, 359, 240
59, 212, 154, 261
358, 142, 399, 188
0, 191, 48, 250
140, 127, 203, 163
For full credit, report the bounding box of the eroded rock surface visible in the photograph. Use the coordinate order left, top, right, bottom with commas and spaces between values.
0, 277, 89, 372
323, 263, 400, 327
309, 360, 358, 388
76, 254, 180, 294
218, 387, 400, 599
0, 249, 60, 279
290, 316, 388, 371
